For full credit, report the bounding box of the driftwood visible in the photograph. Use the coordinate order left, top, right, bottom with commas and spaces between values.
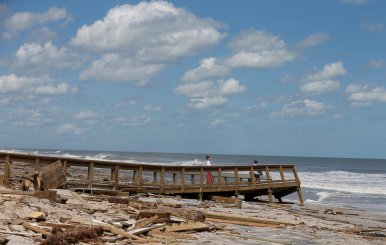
149, 229, 197, 240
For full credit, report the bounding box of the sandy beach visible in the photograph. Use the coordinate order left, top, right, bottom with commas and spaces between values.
0, 184, 385, 245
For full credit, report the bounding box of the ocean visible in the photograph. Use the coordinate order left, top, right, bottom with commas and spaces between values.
3, 148, 386, 214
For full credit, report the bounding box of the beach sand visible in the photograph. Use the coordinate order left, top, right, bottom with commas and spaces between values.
0, 185, 385, 245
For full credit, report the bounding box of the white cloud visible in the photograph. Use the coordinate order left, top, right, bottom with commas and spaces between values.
226, 30, 295, 68
271, 99, 327, 118
367, 60, 386, 68
182, 57, 230, 83
79, 53, 164, 84
0, 74, 52, 93
144, 105, 162, 111
298, 33, 330, 48
35, 83, 78, 95
4, 7, 70, 38
306, 61, 346, 81
57, 124, 85, 135
209, 119, 225, 128
0, 74, 77, 98
70, 1, 223, 62
301, 61, 346, 95
361, 21, 384, 33
341, 0, 368, 5
116, 100, 137, 108
187, 96, 228, 109
175, 78, 246, 109
114, 115, 152, 127
244, 102, 268, 112
74, 111, 100, 125
347, 85, 386, 103
74, 111, 100, 120
300, 79, 340, 94
13, 41, 82, 72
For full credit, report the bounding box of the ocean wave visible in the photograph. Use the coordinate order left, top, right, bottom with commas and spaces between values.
299, 171, 386, 196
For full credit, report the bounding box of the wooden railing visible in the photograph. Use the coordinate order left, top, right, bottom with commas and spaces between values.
0, 152, 303, 204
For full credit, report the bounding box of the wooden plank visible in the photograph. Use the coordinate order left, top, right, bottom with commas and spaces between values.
70, 191, 94, 213
22, 221, 50, 237
41, 160, 66, 189
165, 221, 209, 232
149, 230, 196, 240
206, 218, 281, 228
205, 211, 295, 225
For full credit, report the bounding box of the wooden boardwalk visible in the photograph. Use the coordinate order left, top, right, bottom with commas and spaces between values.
0, 152, 304, 204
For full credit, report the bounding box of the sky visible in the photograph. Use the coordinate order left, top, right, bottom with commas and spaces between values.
1, 0, 386, 159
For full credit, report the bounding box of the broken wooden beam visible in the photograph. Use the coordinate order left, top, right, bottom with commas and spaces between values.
205, 211, 295, 226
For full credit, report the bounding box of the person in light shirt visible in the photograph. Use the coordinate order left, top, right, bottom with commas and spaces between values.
204, 155, 211, 166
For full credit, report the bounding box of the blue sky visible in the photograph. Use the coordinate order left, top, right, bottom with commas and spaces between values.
1, 0, 386, 158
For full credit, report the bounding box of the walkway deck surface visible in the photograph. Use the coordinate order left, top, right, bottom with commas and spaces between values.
0, 152, 304, 204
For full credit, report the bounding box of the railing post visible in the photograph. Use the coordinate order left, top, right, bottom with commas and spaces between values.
199, 168, 204, 200
160, 167, 165, 194
191, 174, 195, 184
250, 166, 256, 187
63, 160, 68, 188
88, 162, 94, 188
234, 167, 240, 191
279, 166, 286, 183
113, 165, 119, 190
181, 168, 185, 192
217, 167, 222, 191
137, 167, 142, 191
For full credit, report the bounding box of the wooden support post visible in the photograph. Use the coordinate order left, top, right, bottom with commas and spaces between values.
35, 158, 40, 171
88, 162, 94, 188
297, 186, 304, 205
113, 165, 119, 190
172, 172, 177, 185
181, 168, 185, 192
268, 188, 273, 203
217, 167, 222, 191
5, 154, 10, 163
160, 167, 165, 194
